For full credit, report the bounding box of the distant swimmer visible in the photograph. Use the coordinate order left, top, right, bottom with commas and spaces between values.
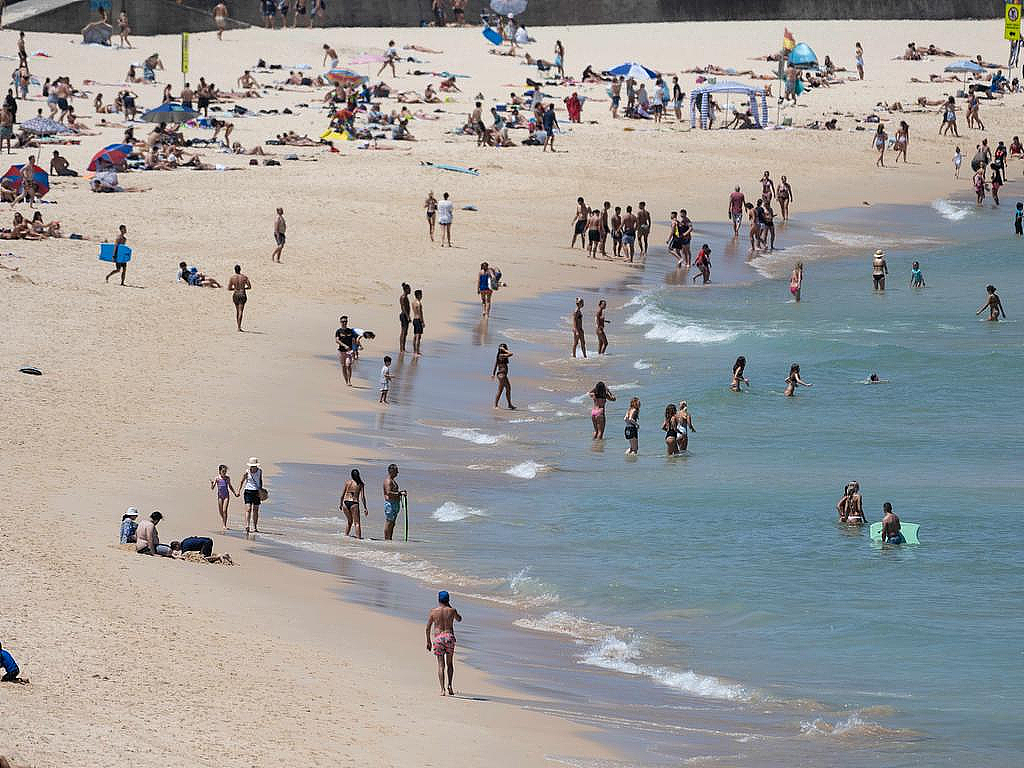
730, 356, 749, 392
491, 343, 514, 409
910, 261, 925, 288
784, 363, 812, 397
790, 262, 804, 301
880, 502, 904, 543
976, 284, 1006, 321
596, 299, 609, 354
1016, 202, 1023, 238
572, 296, 587, 358
864, 373, 888, 384
587, 381, 616, 439
426, 590, 462, 696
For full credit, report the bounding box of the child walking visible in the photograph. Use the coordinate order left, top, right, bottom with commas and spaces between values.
210, 464, 238, 530
379, 355, 393, 404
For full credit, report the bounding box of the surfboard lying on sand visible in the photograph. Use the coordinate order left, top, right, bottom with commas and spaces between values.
870, 522, 920, 544
420, 161, 480, 176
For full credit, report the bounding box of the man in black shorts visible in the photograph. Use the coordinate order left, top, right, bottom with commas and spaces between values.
411, 289, 425, 356
399, 282, 412, 352
335, 315, 357, 385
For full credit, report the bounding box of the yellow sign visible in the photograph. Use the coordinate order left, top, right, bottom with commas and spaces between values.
1006, 3, 1020, 41
178, 31, 188, 73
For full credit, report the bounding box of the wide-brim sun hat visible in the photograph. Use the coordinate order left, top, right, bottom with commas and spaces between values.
123, 506, 139, 519
874, 249, 885, 256
247, 457, 260, 467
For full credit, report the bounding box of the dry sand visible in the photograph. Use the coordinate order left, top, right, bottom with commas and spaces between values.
0, 19, 1011, 767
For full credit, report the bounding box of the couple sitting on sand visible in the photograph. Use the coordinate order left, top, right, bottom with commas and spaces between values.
127, 509, 233, 563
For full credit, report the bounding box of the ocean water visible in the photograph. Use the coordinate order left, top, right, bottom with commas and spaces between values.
269, 199, 1022, 767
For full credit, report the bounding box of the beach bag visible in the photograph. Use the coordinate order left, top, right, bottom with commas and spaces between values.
489, 269, 501, 291
258, 488, 269, 502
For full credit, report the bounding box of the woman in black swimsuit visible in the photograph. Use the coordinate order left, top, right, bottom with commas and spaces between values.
661, 403, 678, 455
492, 343, 514, 409
340, 469, 368, 539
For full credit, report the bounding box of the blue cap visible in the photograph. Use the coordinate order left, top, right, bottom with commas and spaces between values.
438, 590, 450, 604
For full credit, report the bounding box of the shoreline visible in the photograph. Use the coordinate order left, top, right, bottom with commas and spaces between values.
247, 196, 972, 765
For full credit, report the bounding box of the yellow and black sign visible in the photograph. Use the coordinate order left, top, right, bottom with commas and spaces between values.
1006, 3, 1021, 42
178, 31, 188, 73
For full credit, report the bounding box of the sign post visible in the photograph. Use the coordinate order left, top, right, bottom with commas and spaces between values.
1006, 3, 1020, 41
180, 32, 189, 88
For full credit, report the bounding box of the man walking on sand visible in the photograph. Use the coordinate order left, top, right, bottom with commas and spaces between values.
104, 224, 129, 285
271, 207, 286, 262
426, 590, 462, 696
383, 463, 406, 541
335, 315, 356, 385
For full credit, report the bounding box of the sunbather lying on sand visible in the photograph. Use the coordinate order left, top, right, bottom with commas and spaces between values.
974, 55, 1001, 68
1, 213, 42, 239
232, 142, 266, 155
917, 96, 948, 107
685, 65, 756, 76
439, 77, 460, 92
273, 132, 320, 146
404, 45, 443, 53
910, 75, 959, 83
395, 91, 423, 103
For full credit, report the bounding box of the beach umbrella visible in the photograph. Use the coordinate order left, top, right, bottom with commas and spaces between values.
607, 62, 659, 79
490, 0, 528, 15
326, 69, 368, 86
944, 60, 986, 76
2, 164, 49, 196
787, 42, 818, 69
140, 102, 198, 123
20, 116, 70, 135
87, 144, 132, 171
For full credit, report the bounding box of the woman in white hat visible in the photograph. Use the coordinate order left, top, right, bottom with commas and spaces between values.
119, 507, 139, 544
240, 458, 264, 534
872, 249, 888, 291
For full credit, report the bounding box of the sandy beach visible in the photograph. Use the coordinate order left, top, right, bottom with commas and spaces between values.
0, 17, 1015, 767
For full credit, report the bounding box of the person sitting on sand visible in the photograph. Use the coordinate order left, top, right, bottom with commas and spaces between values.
5, 213, 41, 240
0, 642, 28, 685
49, 150, 77, 177
136, 511, 170, 556
901, 42, 922, 60
423, 83, 440, 103
439, 76, 460, 92
231, 141, 266, 156
119, 506, 139, 544
29, 211, 61, 238
238, 69, 258, 90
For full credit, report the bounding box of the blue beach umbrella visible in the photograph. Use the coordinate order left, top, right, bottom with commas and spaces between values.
607, 62, 659, 79
20, 116, 70, 135
2, 164, 49, 196
944, 59, 986, 74
788, 42, 818, 69
140, 102, 198, 123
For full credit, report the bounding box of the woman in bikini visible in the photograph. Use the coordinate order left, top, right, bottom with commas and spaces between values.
777, 175, 793, 220
210, 464, 238, 530
873, 124, 887, 167
730, 356, 749, 392
424, 191, 437, 242
760, 171, 775, 203
587, 381, 616, 440
675, 400, 696, 451
491, 343, 514, 409
784, 363, 812, 397
662, 403, 678, 455
789, 261, 803, 302
227, 264, 251, 331
340, 469, 368, 538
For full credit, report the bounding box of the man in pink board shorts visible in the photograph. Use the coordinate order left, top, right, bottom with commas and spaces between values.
426, 591, 462, 696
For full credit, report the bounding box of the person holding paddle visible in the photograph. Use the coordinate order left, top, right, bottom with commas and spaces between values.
382, 463, 406, 541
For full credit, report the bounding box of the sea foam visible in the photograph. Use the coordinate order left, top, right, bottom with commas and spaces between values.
626, 304, 738, 344
442, 427, 505, 444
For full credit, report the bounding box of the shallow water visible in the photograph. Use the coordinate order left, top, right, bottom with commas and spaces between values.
269, 199, 1023, 767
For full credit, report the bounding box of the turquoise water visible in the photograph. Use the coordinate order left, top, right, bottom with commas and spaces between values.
274, 199, 1022, 766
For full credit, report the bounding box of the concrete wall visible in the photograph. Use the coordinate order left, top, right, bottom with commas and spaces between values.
6, 0, 1005, 35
